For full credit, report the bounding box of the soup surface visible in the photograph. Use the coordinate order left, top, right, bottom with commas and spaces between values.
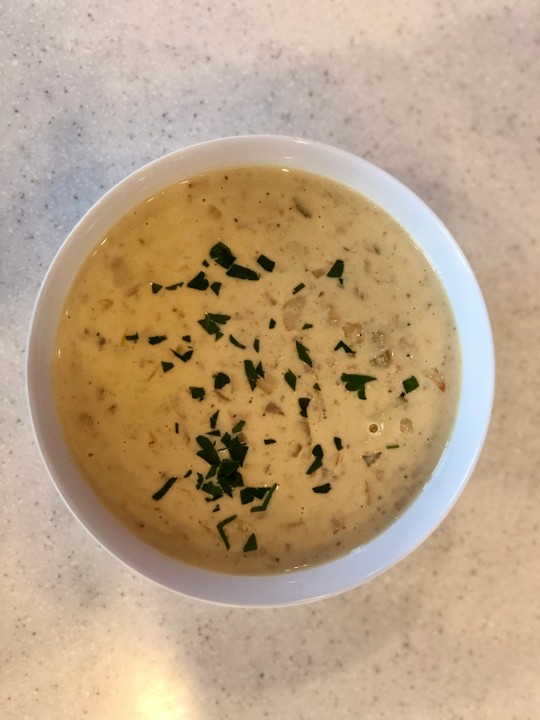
54, 166, 460, 574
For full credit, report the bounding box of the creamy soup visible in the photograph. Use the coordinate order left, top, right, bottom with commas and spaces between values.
54, 166, 460, 574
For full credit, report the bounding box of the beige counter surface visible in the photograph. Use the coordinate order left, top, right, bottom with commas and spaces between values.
1, 1, 539, 717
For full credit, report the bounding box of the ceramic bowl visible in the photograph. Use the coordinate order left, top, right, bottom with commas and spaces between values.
27, 136, 494, 606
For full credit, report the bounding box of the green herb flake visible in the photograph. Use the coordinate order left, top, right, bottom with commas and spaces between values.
203, 482, 223, 502
165, 281, 183, 290
264, 438, 276, 445
298, 397, 311, 418
210, 281, 222, 296
187, 271, 209, 291
184, 469, 192, 478
240, 487, 267, 505
327, 259, 344, 281
151, 283, 163, 294
256, 255, 275, 272
214, 372, 231, 390
334, 436, 343, 451
334, 340, 355, 354
386, 443, 400, 449
210, 410, 220, 429
217, 515, 236, 550
202, 259, 210, 268
243, 533, 258, 552
341, 373, 377, 400
206, 429, 221, 437
149, 335, 167, 345
182, 335, 191, 342
174, 422, 180, 434
302, 323, 313, 330
189, 386, 205, 401
172, 349, 193, 363
229, 334, 246, 349
402, 376, 419, 394
210, 241, 236, 269
295, 341, 313, 367
161, 361, 174, 373
253, 338, 260, 353
306, 444, 324, 475
152, 476, 177, 501
269, 318, 276, 329
198, 313, 231, 340
226, 264, 260, 281
312, 483, 332, 494
125, 333, 139, 342
244, 359, 264, 390
292, 283, 305, 295
251, 483, 278, 513
196, 435, 220, 466
232, 419, 246, 434
284, 369, 297, 391
313, 383, 321, 391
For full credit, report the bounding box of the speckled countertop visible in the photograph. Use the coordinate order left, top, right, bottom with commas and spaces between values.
2, 1, 539, 718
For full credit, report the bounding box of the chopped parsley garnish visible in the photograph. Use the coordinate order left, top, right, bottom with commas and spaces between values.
327, 259, 344, 284
217, 515, 236, 550
244, 359, 265, 390
174, 422, 180, 434
269, 318, 276, 329
341, 373, 377, 400
231, 419, 245, 434
240, 487, 267, 504
264, 438, 276, 445
151, 283, 163, 294
229, 334, 246, 349
210, 241, 236, 269
386, 443, 400, 449
307, 444, 324, 474
334, 340, 355, 354
149, 335, 167, 345
298, 397, 311, 418
402, 376, 419, 394
334, 437, 343, 451
189, 386, 205, 401
284, 369, 297, 390
165, 281, 183, 290
202, 259, 210, 268
198, 313, 231, 340
125, 333, 139, 342
292, 283, 305, 295
296, 341, 313, 367
214, 372, 231, 390
207, 430, 221, 437
312, 483, 331, 494
152, 476, 177, 500
196, 435, 220, 465
257, 255, 275, 272
251, 483, 277, 512
243, 533, 258, 552
172, 349, 193, 362
210, 281, 222, 296
187, 271, 209, 290
226, 264, 260, 281
182, 335, 191, 342
302, 323, 313, 330
184, 469, 192, 478
210, 410, 220, 429
161, 361, 174, 373
253, 338, 260, 353
313, 382, 321, 391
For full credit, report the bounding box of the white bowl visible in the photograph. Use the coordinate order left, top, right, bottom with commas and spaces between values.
27, 136, 494, 606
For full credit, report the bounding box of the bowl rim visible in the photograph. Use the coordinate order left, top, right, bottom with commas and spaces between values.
27, 134, 495, 606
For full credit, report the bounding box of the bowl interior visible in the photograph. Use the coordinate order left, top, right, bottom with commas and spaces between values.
27, 136, 494, 606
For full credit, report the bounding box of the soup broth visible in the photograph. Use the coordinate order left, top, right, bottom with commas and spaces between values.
54, 166, 460, 574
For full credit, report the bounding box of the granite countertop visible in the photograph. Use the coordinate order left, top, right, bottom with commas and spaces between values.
2, 1, 539, 718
